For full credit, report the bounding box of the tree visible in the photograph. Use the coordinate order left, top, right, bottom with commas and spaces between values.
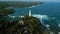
0, 2, 44, 34
0, 4, 15, 16
0, 15, 44, 34
19, 16, 44, 34
0, 4, 15, 34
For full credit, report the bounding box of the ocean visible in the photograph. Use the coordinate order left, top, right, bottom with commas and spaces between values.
10, 2, 60, 24
0, 2, 60, 32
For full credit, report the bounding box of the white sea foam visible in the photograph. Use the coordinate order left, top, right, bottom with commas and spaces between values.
32, 14, 48, 26
8, 15, 16, 18
58, 24, 60, 27
19, 16, 24, 18
32, 14, 48, 20
46, 24, 50, 27
11, 16, 16, 18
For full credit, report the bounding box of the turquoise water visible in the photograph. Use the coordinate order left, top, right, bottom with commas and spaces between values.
9, 2, 60, 31
10, 2, 60, 24
0, 2, 60, 31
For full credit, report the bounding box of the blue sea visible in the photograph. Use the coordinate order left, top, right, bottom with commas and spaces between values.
10, 2, 60, 24
0, 2, 59, 32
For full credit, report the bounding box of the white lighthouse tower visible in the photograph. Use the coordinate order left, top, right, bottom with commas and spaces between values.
29, 9, 32, 17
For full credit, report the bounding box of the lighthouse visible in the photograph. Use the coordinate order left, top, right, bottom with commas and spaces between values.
29, 9, 32, 17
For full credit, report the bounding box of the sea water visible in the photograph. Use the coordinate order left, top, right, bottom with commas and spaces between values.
10, 2, 60, 24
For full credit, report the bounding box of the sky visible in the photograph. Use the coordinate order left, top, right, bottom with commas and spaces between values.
0, 0, 60, 2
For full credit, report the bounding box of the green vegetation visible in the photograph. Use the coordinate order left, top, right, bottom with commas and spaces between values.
0, 8, 15, 16
0, 1, 44, 34
0, 16, 44, 34
21, 16, 44, 34
0, 1, 42, 16
0, 2, 15, 16
0, 1, 42, 8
